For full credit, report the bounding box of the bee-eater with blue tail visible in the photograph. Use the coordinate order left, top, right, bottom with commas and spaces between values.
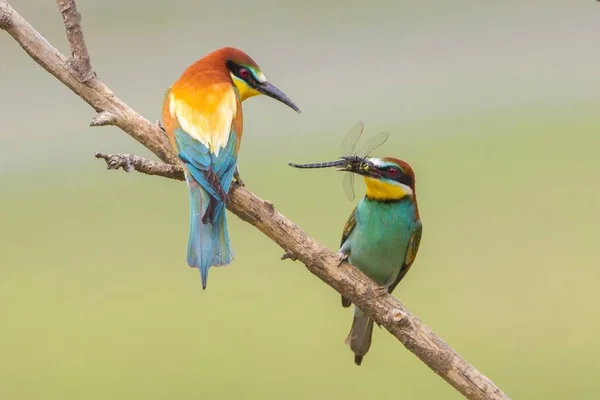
162, 47, 300, 289
337, 156, 422, 366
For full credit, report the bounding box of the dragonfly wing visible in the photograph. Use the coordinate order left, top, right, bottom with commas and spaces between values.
339, 121, 364, 158
342, 172, 355, 201
358, 131, 390, 157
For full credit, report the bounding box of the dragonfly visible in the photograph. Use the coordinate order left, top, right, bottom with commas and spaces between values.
288, 121, 390, 201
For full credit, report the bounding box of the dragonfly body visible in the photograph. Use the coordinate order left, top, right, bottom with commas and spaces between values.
288, 155, 364, 170
288, 122, 389, 200
288, 160, 346, 169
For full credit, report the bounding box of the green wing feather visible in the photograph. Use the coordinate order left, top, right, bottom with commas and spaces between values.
340, 206, 358, 308
340, 205, 358, 248
388, 219, 423, 294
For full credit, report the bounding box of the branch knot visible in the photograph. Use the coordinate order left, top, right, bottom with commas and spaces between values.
90, 111, 117, 126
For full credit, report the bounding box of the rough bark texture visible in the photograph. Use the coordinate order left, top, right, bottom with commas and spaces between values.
56, 0, 93, 81
0, 1, 510, 399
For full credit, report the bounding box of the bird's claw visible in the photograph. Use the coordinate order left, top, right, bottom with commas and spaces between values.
233, 167, 245, 187
371, 285, 388, 299
356, 285, 388, 311
336, 252, 349, 267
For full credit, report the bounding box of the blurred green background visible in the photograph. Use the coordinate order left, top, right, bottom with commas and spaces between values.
2, 1, 600, 399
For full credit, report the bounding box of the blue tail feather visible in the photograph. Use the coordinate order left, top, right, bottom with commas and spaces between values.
174, 128, 239, 289
186, 176, 234, 289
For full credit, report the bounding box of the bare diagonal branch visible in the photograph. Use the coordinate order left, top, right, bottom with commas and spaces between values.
0, 1, 510, 399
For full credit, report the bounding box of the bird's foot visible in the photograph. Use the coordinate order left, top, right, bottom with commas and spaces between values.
222, 192, 230, 205
370, 285, 388, 300
233, 167, 245, 187
336, 252, 349, 267
355, 285, 388, 320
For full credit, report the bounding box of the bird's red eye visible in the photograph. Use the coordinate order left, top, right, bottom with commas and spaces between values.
387, 167, 398, 176
239, 68, 250, 78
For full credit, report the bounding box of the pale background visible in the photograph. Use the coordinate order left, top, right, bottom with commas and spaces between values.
1, 1, 599, 399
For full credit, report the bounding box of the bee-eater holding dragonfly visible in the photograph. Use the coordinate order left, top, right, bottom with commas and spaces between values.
290, 139, 422, 366
162, 47, 300, 289
289, 121, 389, 201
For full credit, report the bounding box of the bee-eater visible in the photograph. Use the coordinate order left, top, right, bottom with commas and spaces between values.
161, 47, 300, 289
337, 156, 422, 366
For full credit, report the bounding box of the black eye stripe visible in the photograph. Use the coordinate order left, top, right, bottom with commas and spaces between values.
379, 165, 412, 186
398, 174, 413, 187
226, 61, 257, 85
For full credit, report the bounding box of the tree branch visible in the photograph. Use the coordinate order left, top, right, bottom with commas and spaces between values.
90, 111, 117, 127
0, 1, 510, 399
94, 152, 184, 180
56, 0, 93, 81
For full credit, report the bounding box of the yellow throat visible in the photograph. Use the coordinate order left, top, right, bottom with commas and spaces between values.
363, 177, 410, 201
231, 76, 260, 101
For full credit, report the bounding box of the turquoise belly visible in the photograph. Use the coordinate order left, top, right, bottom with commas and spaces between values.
346, 198, 415, 287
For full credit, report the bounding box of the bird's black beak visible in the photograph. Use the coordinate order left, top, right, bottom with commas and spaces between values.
257, 81, 301, 113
